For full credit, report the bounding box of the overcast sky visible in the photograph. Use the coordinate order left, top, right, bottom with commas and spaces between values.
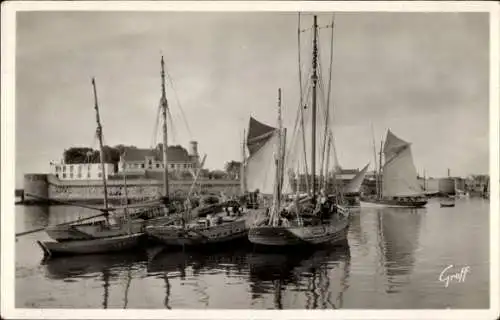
15, 11, 489, 187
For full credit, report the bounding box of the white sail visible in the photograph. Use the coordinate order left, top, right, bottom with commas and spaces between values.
382, 130, 422, 197
244, 129, 281, 195
343, 163, 369, 194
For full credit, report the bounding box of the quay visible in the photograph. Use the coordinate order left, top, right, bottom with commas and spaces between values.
20, 173, 240, 205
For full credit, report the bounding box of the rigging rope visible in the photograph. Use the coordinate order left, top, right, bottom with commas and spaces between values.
168, 107, 178, 145
164, 67, 193, 140
297, 13, 310, 192
150, 104, 161, 149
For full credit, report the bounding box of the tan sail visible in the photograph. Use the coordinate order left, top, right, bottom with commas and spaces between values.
382, 130, 422, 197
343, 163, 369, 194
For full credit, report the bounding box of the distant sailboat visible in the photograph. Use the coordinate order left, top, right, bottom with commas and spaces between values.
360, 130, 427, 208
341, 163, 370, 211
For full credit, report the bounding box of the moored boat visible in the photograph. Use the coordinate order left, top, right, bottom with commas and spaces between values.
37, 233, 144, 258
43, 57, 190, 243
247, 16, 352, 249
440, 197, 456, 208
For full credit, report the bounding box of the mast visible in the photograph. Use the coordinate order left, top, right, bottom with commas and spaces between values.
378, 140, 383, 199
240, 129, 246, 194
91, 78, 109, 212
311, 15, 319, 203
371, 123, 379, 197
160, 56, 170, 200
423, 169, 426, 191
270, 88, 283, 226
324, 133, 331, 193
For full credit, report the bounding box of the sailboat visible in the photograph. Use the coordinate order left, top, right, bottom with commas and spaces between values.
340, 163, 370, 211
144, 63, 250, 249
43, 58, 187, 243
360, 130, 428, 208
37, 79, 148, 257
247, 15, 350, 248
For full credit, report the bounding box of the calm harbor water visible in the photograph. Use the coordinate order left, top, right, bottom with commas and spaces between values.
15, 197, 489, 309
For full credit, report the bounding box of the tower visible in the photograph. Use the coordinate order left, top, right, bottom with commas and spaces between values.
188, 141, 199, 167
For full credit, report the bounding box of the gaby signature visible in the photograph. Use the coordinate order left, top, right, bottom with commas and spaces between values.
439, 264, 471, 288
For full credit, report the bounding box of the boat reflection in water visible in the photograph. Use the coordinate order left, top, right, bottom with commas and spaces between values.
147, 243, 350, 309
42, 252, 146, 308
376, 208, 423, 294
247, 245, 351, 309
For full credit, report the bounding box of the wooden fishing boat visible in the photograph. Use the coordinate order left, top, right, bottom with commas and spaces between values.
360, 130, 428, 209
43, 57, 187, 243
37, 233, 144, 258
247, 16, 351, 249
145, 201, 249, 248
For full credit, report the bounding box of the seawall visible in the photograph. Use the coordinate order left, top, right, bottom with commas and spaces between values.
23, 173, 241, 205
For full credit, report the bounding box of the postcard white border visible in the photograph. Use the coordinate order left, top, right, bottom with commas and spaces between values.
2, 1, 499, 319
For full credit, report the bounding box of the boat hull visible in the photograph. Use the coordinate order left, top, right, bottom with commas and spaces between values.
45, 215, 178, 242
440, 203, 455, 208
37, 233, 144, 258
146, 218, 248, 247
360, 199, 427, 208
248, 217, 349, 248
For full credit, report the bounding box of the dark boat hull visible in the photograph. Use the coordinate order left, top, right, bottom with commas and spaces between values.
360, 198, 427, 208
248, 217, 349, 248
37, 233, 145, 258
145, 218, 249, 248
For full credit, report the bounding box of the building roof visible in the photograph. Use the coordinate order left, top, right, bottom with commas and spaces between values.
121, 145, 192, 162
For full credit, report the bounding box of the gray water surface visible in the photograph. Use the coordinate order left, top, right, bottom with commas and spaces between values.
15, 197, 490, 309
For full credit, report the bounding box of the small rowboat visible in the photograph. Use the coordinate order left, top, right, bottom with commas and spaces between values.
440, 202, 455, 208
440, 197, 456, 208
37, 233, 144, 258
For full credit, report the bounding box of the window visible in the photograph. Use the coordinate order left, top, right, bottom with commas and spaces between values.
63, 166, 66, 172
141, 164, 145, 168
70, 173, 74, 178
170, 164, 174, 169
62, 173, 66, 178
55, 174, 59, 178
156, 163, 160, 168
70, 165, 74, 172
55, 166, 60, 172
98, 173, 102, 178
87, 173, 91, 178
184, 164, 187, 168
77, 173, 82, 178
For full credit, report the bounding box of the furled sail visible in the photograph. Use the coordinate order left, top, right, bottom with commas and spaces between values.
382, 130, 422, 197
244, 118, 281, 195
343, 163, 369, 194
247, 117, 277, 156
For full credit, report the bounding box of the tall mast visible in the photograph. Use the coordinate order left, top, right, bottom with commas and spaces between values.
160, 56, 170, 199
371, 123, 379, 197
277, 88, 283, 200
423, 169, 426, 191
270, 88, 283, 227
311, 15, 319, 202
378, 140, 383, 199
240, 128, 246, 194
91, 78, 109, 211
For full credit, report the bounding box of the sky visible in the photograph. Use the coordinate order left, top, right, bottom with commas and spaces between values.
15, 11, 490, 188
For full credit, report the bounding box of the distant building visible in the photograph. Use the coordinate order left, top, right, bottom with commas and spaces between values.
291, 168, 360, 193
50, 161, 115, 181
118, 141, 200, 174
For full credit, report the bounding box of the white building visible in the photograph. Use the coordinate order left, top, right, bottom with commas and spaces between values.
50, 161, 116, 181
